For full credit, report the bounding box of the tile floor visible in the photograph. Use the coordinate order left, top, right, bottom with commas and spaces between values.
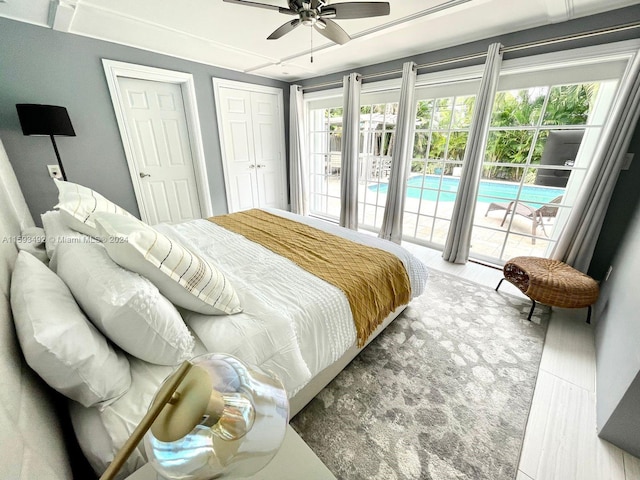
402, 242, 640, 480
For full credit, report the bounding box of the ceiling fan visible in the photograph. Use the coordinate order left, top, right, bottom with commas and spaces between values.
222, 0, 391, 45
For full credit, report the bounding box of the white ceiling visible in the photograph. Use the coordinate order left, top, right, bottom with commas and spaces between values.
1, 0, 638, 81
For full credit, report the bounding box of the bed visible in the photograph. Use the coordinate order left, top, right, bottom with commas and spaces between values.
0, 138, 427, 479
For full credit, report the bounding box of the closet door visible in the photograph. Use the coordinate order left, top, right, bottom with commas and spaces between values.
251, 91, 287, 210
213, 79, 287, 213
215, 86, 260, 212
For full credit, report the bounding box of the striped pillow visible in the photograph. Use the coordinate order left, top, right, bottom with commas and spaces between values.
55, 180, 135, 237
93, 212, 241, 315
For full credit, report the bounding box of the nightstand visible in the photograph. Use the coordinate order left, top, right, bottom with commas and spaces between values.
125, 425, 335, 479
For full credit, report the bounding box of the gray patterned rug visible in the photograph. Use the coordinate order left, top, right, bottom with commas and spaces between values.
291, 268, 549, 480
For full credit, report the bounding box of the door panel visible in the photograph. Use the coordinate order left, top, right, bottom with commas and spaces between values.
132, 119, 161, 167
217, 87, 258, 212
118, 77, 202, 224
161, 119, 188, 166
257, 170, 280, 208
215, 81, 287, 213
251, 91, 286, 210
157, 93, 176, 111
229, 121, 253, 163
234, 173, 258, 211
174, 179, 196, 219
146, 180, 172, 224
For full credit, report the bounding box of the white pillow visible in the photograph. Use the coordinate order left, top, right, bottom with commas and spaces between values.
93, 212, 242, 315
41, 210, 94, 269
16, 226, 49, 265
10, 251, 131, 408
54, 179, 135, 237
56, 240, 195, 365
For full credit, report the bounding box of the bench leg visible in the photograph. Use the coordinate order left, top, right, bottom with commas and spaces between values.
586, 305, 592, 324
527, 300, 536, 321
495, 278, 505, 291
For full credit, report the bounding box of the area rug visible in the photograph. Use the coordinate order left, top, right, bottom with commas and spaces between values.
291, 268, 549, 480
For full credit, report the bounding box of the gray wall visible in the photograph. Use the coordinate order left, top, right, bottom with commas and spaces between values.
0, 17, 289, 224
595, 195, 640, 457
589, 126, 640, 280
298, 5, 640, 92
297, 4, 640, 282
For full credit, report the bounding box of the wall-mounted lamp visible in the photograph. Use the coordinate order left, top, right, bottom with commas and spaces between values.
16, 104, 76, 181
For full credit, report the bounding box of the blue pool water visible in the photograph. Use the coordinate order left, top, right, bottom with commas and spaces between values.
371, 175, 564, 207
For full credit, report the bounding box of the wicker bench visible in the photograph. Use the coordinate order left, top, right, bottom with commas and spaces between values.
495, 256, 599, 323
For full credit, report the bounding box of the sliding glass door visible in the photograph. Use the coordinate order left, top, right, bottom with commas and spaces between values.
399, 73, 481, 247
308, 104, 343, 220
303, 41, 636, 266
358, 102, 398, 230
306, 88, 402, 228
469, 54, 627, 263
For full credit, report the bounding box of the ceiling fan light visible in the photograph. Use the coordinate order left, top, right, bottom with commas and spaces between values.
299, 8, 317, 25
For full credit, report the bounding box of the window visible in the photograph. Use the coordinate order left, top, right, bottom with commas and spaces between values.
401, 94, 476, 246
395, 70, 482, 247
306, 85, 402, 226
358, 102, 398, 229
308, 105, 343, 220
469, 50, 627, 263
303, 40, 637, 266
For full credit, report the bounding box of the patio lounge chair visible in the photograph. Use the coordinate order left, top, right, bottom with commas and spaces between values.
485, 195, 563, 244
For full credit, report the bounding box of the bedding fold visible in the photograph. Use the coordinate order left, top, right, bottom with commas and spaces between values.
209, 209, 411, 346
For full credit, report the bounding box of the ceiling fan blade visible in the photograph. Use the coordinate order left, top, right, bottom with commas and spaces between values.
268, 19, 301, 40
223, 0, 296, 14
314, 19, 350, 45
324, 1, 390, 19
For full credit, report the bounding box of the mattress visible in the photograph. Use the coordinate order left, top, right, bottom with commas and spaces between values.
70, 210, 428, 478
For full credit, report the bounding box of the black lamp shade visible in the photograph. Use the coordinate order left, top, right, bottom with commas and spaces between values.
16, 104, 76, 137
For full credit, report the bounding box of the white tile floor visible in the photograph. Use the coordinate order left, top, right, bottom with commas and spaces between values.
401, 242, 640, 480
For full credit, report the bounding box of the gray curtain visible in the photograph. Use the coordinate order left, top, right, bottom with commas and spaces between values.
379, 62, 418, 244
442, 43, 503, 264
552, 48, 640, 272
289, 85, 309, 216
340, 73, 362, 229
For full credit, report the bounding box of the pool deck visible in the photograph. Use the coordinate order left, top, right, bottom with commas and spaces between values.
317, 177, 555, 263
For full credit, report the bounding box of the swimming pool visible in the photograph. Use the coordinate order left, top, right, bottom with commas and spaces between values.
370, 175, 564, 206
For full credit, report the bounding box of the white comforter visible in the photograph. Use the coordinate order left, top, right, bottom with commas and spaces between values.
70, 210, 428, 478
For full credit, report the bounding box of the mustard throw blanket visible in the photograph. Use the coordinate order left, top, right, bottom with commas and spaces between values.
209, 209, 411, 347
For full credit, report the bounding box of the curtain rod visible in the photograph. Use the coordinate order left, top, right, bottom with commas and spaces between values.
301, 20, 640, 92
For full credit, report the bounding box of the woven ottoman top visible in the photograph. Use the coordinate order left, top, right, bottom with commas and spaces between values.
503, 256, 599, 308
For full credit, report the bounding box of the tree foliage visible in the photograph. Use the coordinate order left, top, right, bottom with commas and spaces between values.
320, 83, 597, 182
483, 84, 596, 181
410, 83, 597, 181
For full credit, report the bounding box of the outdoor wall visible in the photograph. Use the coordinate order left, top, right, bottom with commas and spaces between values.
0, 17, 289, 224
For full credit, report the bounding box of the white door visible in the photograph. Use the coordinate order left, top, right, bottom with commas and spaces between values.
216, 86, 260, 211
251, 91, 286, 210
117, 77, 202, 224
214, 80, 287, 213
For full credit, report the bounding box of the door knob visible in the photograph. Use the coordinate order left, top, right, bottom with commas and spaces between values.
249, 164, 255, 169
257, 164, 266, 168
140, 172, 151, 178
